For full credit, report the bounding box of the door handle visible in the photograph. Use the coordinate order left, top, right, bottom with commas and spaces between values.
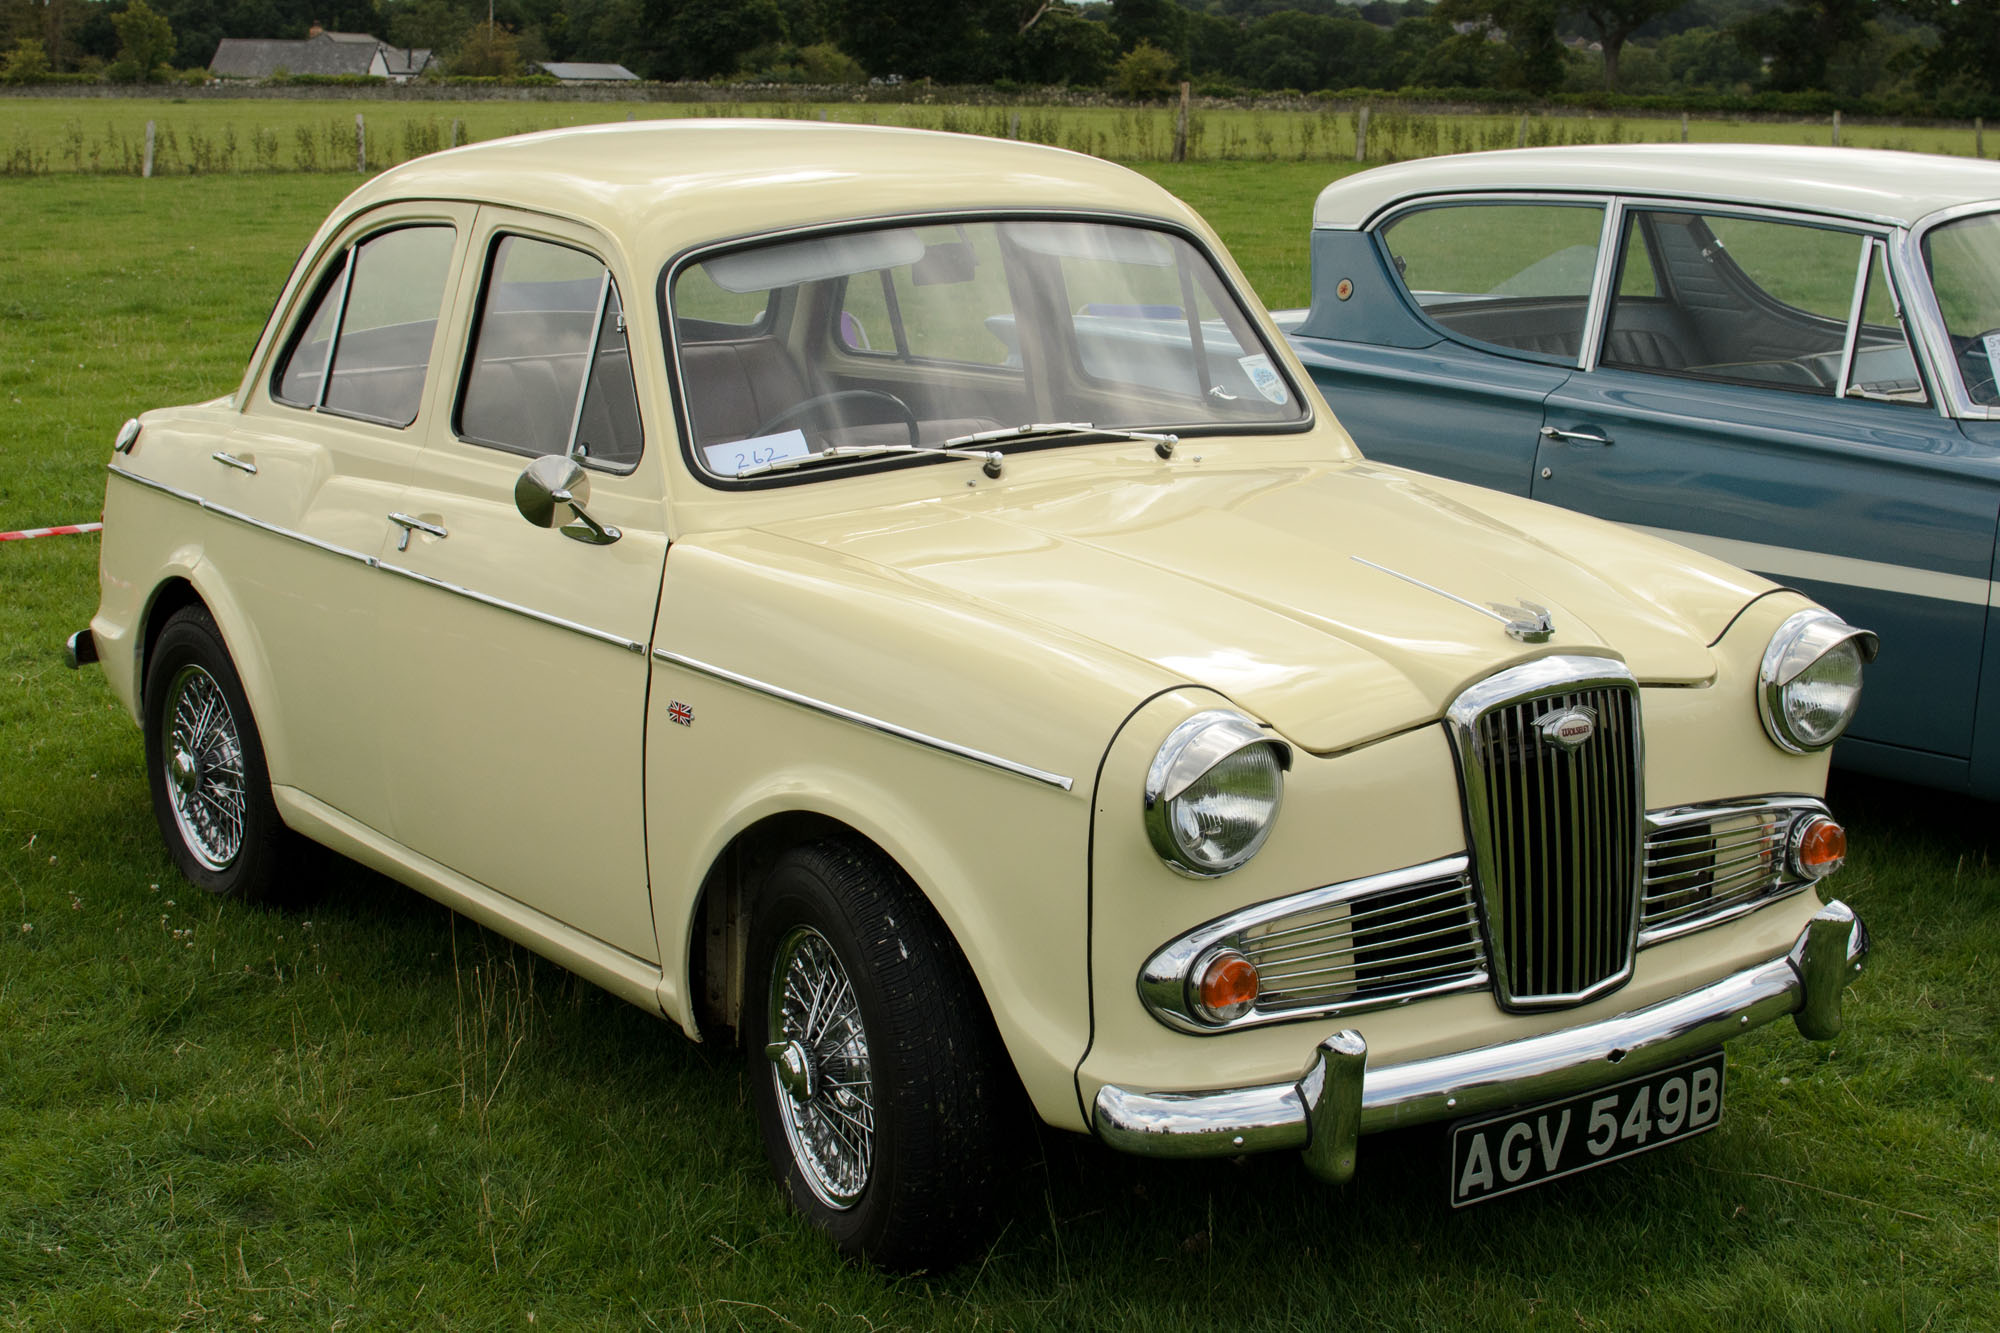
211, 451, 257, 474
1540, 426, 1614, 447
388, 512, 448, 551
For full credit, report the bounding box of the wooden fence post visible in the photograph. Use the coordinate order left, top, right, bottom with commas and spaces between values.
1355, 105, 1370, 163
450, 118, 461, 148
1517, 114, 1527, 148
1172, 82, 1189, 163
1008, 108, 1020, 139
355, 113, 366, 172
1831, 109, 1841, 147
142, 120, 155, 178
1681, 111, 1688, 143
1978, 117, 1986, 159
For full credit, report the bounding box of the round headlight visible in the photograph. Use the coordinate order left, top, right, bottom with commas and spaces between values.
1758, 610, 1878, 754
1143, 711, 1290, 877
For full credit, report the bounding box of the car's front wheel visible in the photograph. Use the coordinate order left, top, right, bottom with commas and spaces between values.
143, 605, 286, 900
745, 839, 1004, 1269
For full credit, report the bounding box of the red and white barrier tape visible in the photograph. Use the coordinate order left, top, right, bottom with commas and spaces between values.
0, 522, 103, 542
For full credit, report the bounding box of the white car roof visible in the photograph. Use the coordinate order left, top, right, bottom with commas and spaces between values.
1312, 143, 2000, 231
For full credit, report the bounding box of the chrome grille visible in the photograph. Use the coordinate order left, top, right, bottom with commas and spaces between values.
1449, 658, 1643, 1011
1242, 872, 1485, 1015
1640, 799, 1818, 944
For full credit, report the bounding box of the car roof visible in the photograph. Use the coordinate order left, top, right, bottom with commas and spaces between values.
1312, 143, 2000, 231
336, 120, 1205, 264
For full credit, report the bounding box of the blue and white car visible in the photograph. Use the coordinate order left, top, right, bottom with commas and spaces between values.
1283, 144, 2000, 798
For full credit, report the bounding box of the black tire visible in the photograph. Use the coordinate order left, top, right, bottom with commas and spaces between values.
142, 605, 287, 901
745, 838, 1004, 1269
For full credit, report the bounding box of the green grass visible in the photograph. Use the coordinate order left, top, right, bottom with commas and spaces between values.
2, 95, 1993, 177
3, 170, 1998, 1329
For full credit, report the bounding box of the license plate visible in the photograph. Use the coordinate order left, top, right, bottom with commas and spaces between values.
1449, 1051, 1725, 1207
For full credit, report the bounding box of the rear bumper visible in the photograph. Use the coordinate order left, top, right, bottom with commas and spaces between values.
64, 628, 98, 670
1092, 899, 1867, 1183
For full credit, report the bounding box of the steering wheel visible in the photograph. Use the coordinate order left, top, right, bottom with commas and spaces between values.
1956, 329, 2000, 404
754, 389, 919, 449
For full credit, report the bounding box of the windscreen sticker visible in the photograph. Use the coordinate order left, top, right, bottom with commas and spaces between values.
1238, 354, 1289, 405
1984, 333, 2000, 375
702, 429, 811, 476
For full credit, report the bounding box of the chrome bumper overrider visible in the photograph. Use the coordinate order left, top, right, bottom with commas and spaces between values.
1093, 900, 1868, 1183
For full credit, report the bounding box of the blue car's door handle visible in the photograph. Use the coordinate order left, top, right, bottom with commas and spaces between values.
1540, 426, 1615, 447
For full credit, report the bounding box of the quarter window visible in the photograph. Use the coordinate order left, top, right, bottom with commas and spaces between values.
273, 226, 455, 427
457, 234, 643, 470
1378, 203, 1606, 360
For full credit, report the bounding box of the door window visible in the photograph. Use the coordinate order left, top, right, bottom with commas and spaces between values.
1377, 202, 1606, 360
1920, 212, 2000, 406
457, 234, 644, 471
1603, 210, 1924, 404
272, 226, 456, 427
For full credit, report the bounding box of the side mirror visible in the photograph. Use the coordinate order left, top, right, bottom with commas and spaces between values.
515, 454, 621, 546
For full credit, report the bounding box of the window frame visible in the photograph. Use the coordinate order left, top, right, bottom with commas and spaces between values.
451, 229, 645, 475
1906, 203, 2000, 420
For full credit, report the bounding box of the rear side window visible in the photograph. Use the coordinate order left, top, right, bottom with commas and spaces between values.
457, 235, 643, 471
1378, 202, 1606, 360
273, 226, 455, 427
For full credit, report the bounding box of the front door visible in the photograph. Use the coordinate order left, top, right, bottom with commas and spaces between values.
371, 218, 668, 960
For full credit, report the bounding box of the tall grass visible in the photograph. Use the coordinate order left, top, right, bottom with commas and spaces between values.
0, 96, 1992, 176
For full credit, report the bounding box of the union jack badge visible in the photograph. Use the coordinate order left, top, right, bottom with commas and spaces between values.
668, 699, 694, 727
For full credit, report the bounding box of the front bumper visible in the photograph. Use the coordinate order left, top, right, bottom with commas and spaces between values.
1093, 900, 1868, 1183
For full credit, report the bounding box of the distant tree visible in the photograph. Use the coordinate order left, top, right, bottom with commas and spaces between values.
451, 19, 523, 73
1108, 0, 1183, 57
1654, 24, 1759, 90
1437, 0, 1563, 92
389, 0, 474, 56
635, 0, 784, 79
1, 35, 49, 80
1112, 37, 1175, 97
1013, 5, 1115, 85
1570, 0, 1682, 89
1892, 0, 2000, 99
110, 0, 175, 80
1732, 0, 1868, 93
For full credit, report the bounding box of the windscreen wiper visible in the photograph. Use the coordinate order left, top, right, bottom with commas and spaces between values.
733, 442, 1005, 480
944, 421, 1179, 459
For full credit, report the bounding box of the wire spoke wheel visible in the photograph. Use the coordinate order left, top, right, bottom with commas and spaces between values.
766, 924, 875, 1209
161, 663, 247, 871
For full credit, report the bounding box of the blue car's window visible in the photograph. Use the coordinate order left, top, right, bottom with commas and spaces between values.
1603, 210, 1923, 404
1377, 203, 1605, 362
1921, 213, 2000, 407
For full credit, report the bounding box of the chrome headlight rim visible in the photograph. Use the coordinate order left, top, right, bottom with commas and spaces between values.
1757, 609, 1879, 755
1143, 709, 1291, 878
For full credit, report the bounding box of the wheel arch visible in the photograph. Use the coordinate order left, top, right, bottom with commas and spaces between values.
135, 568, 295, 788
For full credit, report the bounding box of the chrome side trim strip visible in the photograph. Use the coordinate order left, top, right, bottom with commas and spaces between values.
1093, 900, 1868, 1166
376, 561, 645, 653
651, 649, 1075, 792
106, 463, 644, 654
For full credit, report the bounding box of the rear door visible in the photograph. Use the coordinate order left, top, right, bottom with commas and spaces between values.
1536, 204, 1996, 764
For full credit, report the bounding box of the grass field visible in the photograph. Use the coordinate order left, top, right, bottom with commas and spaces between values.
3, 166, 1999, 1329
2, 95, 1994, 176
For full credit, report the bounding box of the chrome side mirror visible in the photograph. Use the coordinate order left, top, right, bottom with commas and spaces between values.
515, 455, 621, 546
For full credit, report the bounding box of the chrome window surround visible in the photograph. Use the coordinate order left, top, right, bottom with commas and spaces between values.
1639, 795, 1827, 947
1137, 856, 1486, 1035
1367, 190, 1967, 421
105, 464, 645, 654
1446, 654, 1644, 1012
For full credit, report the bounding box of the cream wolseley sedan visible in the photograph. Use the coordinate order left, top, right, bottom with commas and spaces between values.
74, 122, 1875, 1268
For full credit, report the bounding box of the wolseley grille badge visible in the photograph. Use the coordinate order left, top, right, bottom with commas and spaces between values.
1537, 706, 1597, 752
